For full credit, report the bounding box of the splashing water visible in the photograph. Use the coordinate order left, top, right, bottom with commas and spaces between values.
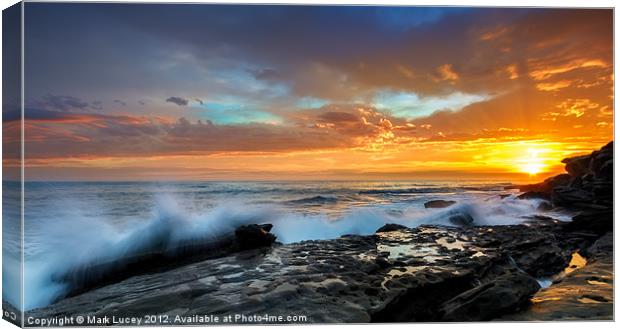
2, 181, 572, 310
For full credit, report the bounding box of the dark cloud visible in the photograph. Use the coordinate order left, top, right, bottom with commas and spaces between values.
113, 99, 127, 106
18, 111, 349, 158
24, 5, 612, 106
34, 94, 93, 112
91, 100, 103, 110
166, 96, 189, 106
18, 104, 414, 159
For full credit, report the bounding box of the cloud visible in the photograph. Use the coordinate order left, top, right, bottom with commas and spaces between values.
528, 58, 608, 81
17, 109, 350, 159
166, 96, 189, 106
19, 103, 417, 159
24, 6, 612, 116
113, 99, 127, 106
435, 64, 459, 82
91, 100, 103, 110
18, 5, 613, 174
33, 94, 94, 112
536, 80, 572, 91
248, 68, 281, 81
372, 90, 488, 119
317, 111, 359, 123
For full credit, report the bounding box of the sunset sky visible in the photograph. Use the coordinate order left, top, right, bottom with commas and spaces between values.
4, 4, 614, 181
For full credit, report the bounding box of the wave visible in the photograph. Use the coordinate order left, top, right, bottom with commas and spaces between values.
19, 196, 274, 311
284, 195, 340, 205
15, 193, 570, 311
358, 183, 512, 195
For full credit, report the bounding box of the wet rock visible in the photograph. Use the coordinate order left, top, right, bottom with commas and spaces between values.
30, 224, 548, 323
376, 223, 408, 233
501, 248, 612, 321
27, 222, 609, 323
424, 200, 456, 208
439, 272, 540, 321
484, 225, 572, 278
57, 223, 277, 298
234, 224, 277, 250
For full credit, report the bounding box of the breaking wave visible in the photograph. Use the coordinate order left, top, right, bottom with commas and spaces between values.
10, 192, 570, 311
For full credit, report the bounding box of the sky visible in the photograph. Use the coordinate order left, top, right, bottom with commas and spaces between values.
3, 4, 614, 181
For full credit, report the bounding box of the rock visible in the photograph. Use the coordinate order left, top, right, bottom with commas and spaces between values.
376, 223, 408, 233
501, 247, 612, 321
536, 201, 553, 211
597, 159, 613, 179
30, 224, 558, 323
548, 173, 573, 187
521, 215, 561, 226
27, 222, 609, 323
514, 141, 614, 213
490, 226, 572, 277
590, 153, 612, 177
585, 232, 613, 259
447, 212, 474, 226
424, 200, 456, 208
234, 224, 277, 250
551, 186, 594, 208
517, 191, 550, 200
563, 210, 612, 236
439, 272, 540, 321
591, 180, 612, 203
563, 154, 591, 177
515, 174, 571, 194
58, 223, 277, 298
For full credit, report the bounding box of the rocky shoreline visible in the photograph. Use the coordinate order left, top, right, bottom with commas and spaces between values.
16, 142, 616, 323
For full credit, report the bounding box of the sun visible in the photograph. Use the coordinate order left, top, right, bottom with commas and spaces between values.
521, 162, 544, 176
517, 148, 546, 176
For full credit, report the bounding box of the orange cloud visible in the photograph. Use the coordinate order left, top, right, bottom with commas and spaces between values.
536, 80, 572, 91
529, 58, 608, 81
479, 26, 509, 41
435, 64, 459, 82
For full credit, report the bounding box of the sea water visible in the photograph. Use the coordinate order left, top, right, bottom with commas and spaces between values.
2, 180, 573, 310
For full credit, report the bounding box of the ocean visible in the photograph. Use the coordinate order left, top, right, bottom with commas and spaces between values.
3, 180, 573, 310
